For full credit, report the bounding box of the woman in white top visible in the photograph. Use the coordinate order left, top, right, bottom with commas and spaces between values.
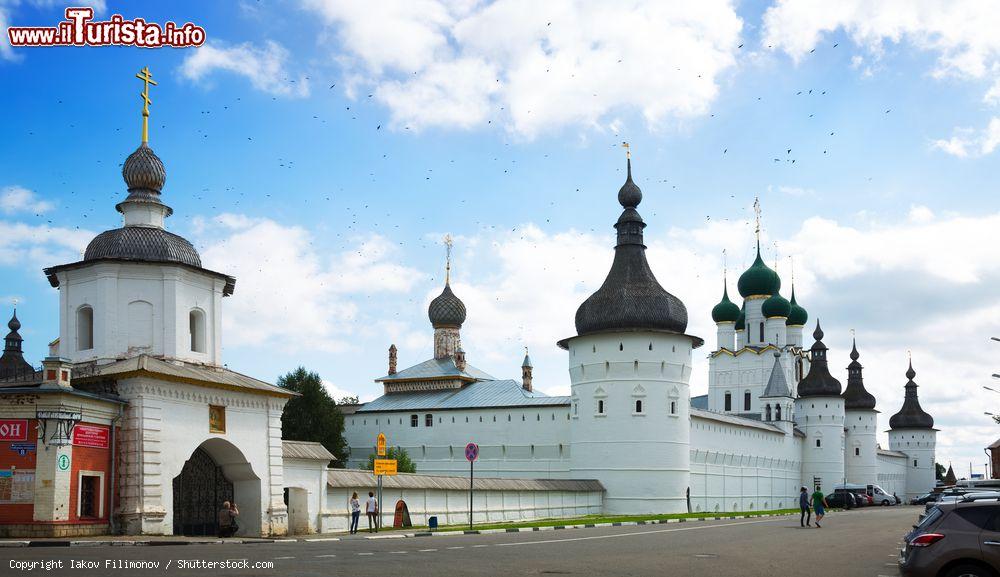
348, 492, 361, 534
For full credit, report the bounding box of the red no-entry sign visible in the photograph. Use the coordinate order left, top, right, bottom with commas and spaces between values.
465, 442, 479, 462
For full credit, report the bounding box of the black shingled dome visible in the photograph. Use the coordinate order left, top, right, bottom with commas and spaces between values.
428, 283, 467, 328
85, 226, 202, 268
574, 158, 689, 337
797, 320, 843, 397
889, 361, 934, 429
842, 339, 876, 410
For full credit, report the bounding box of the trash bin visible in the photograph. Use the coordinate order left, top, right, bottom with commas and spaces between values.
428, 516, 438, 530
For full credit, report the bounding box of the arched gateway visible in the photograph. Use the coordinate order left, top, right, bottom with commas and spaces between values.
172, 439, 262, 536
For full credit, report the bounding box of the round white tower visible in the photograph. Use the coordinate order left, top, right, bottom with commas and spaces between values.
560, 155, 702, 515
794, 322, 846, 494
888, 361, 937, 500
842, 339, 879, 485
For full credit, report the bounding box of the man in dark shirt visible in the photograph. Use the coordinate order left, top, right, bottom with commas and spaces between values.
799, 487, 811, 527
218, 501, 239, 538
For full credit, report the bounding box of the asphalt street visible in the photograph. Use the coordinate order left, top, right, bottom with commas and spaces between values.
5, 507, 918, 577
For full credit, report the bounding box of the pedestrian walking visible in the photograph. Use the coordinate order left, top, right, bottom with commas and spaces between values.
798, 487, 812, 527
365, 491, 379, 533
812, 487, 829, 528
218, 501, 239, 538
349, 492, 361, 534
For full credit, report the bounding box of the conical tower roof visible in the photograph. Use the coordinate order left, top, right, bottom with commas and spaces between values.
889, 361, 934, 429
842, 339, 876, 410
797, 321, 842, 397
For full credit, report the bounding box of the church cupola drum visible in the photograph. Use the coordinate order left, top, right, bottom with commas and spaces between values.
560, 147, 702, 515
42, 67, 235, 367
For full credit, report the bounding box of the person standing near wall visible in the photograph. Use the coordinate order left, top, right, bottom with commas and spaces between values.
365, 491, 379, 533
218, 501, 239, 538
349, 492, 361, 534
799, 487, 812, 527
812, 486, 828, 528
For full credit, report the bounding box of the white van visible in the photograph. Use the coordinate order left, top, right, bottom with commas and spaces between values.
866, 484, 896, 506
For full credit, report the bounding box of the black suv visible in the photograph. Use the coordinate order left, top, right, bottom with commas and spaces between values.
900, 499, 1000, 577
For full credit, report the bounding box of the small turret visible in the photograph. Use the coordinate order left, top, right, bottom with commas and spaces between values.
521, 349, 533, 392
388, 344, 397, 375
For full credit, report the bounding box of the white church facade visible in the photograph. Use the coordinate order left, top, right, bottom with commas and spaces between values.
344, 156, 939, 513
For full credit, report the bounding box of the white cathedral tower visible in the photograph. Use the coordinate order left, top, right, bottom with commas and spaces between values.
842, 339, 879, 485
559, 154, 702, 514
794, 322, 846, 493
888, 361, 937, 499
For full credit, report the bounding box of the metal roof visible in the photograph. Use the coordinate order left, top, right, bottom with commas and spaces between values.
357, 379, 569, 413
282, 440, 335, 461
691, 408, 787, 434
690, 394, 708, 410
376, 357, 496, 382
327, 469, 603, 492
877, 448, 907, 458
70, 355, 295, 397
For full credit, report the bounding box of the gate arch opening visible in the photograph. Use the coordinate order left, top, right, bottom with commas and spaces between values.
172, 438, 261, 536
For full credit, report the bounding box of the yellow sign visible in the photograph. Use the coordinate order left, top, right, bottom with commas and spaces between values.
376, 433, 386, 457
374, 459, 397, 476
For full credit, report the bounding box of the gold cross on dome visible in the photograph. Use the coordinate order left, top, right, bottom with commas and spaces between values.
135, 66, 157, 143
444, 234, 453, 284
621, 141, 630, 159
753, 196, 762, 245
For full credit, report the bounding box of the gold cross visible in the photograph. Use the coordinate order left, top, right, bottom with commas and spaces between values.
621, 141, 630, 159
753, 196, 761, 246
135, 66, 157, 143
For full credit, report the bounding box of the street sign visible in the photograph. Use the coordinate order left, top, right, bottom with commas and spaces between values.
465, 442, 479, 462
57, 454, 70, 471
374, 458, 397, 476
377, 433, 386, 457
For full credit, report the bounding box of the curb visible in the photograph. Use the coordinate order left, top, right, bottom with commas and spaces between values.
0, 513, 797, 547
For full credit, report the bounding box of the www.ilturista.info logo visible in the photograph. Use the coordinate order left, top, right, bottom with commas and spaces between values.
7, 7, 205, 48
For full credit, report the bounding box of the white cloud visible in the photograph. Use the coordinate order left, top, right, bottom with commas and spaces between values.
302, 0, 744, 137
932, 117, 1000, 158
1, 185, 53, 214
196, 214, 421, 353
0, 220, 92, 266
180, 40, 310, 98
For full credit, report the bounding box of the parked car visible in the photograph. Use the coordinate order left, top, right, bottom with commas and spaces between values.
871, 485, 896, 506
911, 493, 938, 506
899, 500, 1000, 577
826, 491, 854, 509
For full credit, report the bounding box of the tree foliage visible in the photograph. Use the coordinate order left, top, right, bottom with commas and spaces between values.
278, 367, 349, 467
363, 446, 416, 474
935, 462, 946, 481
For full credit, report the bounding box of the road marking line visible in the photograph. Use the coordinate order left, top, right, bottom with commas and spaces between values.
447, 546, 464, 549
494, 519, 779, 547
472, 544, 489, 548
358, 552, 374, 556
305, 538, 340, 542
418, 549, 437, 552
273, 556, 295, 560
390, 551, 407, 554
315, 554, 337, 558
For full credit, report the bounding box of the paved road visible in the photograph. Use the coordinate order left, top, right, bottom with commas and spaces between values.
6, 507, 918, 577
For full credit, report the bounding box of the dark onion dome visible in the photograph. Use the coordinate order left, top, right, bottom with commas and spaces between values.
761, 290, 791, 318
573, 158, 690, 337
1, 309, 35, 380
842, 339, 876, 410
85, 226, 202, 268
8, 310, 20, 333
786, 287, 808, 326
428, 283, 467, 328
735, 302, 746, 331
889, 361, 934, 429
797, 320, 842, 397
122, 143, 166, 193
737, 245, 781, 298
711, 284, 740, 323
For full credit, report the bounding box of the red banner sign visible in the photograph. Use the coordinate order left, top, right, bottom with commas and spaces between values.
0, 420, 29, 441
72, 424, 109, 449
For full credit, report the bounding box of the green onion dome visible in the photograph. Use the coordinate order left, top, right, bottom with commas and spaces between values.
786, 287, 808, 326
711, 285, 740, 323
734, 302, 746, 331
737, 246, 781, 298
761, 290, 791, 318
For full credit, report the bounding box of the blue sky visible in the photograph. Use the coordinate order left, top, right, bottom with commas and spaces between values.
2, 0, 1000, 472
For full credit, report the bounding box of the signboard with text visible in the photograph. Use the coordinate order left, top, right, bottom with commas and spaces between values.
374, 458, 397, 476
0, 419, 29, 441
377, 433, 386, 457
72, 424, 109, 449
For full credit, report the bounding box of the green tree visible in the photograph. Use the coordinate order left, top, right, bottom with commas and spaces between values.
363, 446, 416, 474
338, 395, 360, 405
935, 462, 946, 481
278, 367, 348, 467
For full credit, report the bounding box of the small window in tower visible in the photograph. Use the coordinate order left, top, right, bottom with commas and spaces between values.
759, 322, 764, 343
619, 342, 623, 351
189, 308, 206, 353
425, 414, 433, 427
744, 391, 751, 411
635, 399, 643, 414
855, 447, 860, 456
724, 392, 732, 412
765, 405, 772, 421
913, 459, 918, 467
776, 405, 782, 420
648, 342, 652, 351
598, 399, 605, 414
816, 439, 821, 448
410, 414, 418, 427
670, 401, 677, 415
77, 305, 94, 351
